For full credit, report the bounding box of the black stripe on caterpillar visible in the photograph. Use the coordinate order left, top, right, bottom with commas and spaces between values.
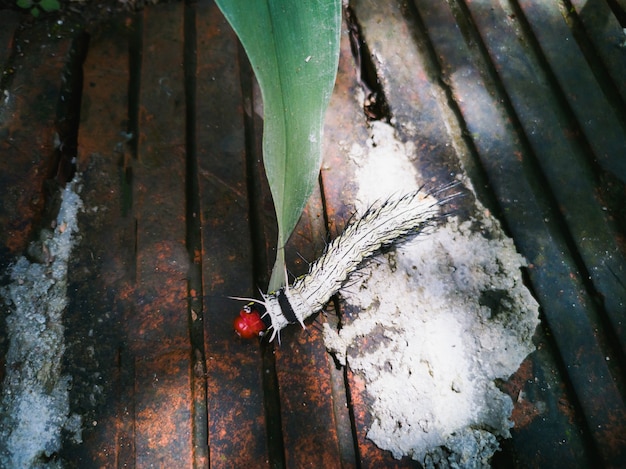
233, 185, 461, 342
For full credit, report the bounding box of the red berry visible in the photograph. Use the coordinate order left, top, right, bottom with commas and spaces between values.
234, 307, 267, 339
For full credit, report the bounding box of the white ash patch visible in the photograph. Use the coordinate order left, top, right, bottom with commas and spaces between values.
348, 120, 420, 199
324, 121, 539, 467
324, 213, 539, 467
0, 178, 84, 468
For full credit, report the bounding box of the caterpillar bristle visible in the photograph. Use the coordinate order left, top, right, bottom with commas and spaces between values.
295, 251, 312, 267
233, 185, 466, 342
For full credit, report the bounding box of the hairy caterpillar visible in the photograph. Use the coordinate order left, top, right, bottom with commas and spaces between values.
233, 186, 459, 342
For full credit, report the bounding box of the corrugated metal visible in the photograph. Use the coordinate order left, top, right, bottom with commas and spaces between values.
1, 0, 625, 467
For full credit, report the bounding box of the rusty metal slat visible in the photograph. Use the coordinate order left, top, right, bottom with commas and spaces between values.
195, 2, 270, 466
516, 0, 626, 183
133, 3, 189, 339
569, 0, 626, 104
0, 23, 73, 257
465, 0, 626, 353
319, 22, 379, 467
0, 10, 20, 66
132, 3, 194, 466
132, 4, 189, 349
320, 22, 367, 234
274, 189, 347, 468
513, 0, 626, 345
67, 12, 138, 467
411, 1, 597, 465
275, 326, 346, 467
454, 0, 626, 464
318, 27, 372, 467
134, 350, 193, 467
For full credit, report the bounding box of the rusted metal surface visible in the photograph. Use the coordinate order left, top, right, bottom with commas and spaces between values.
0, 11, 19, 64
274, 198, 349, 468
496, 328, 594, 467
517, 0, 626, 182
195, 1, 270, 466
65, 4, 196, 467
275, 325, 345, 467
569, 0, 626, 103
409, 0, 626, 466
131, 5, 194, 467
65, 12, 136, 467
1, 0, 626, 467
446, 0, 626, 464
0, 19, 73, 259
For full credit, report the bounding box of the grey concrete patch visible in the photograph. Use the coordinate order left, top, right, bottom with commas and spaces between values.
324, 121, 540, 467
1, 178, 84, 468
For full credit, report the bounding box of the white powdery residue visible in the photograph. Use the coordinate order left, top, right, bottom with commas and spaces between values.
324, 213, 539, 467
0, 177, 84, 468
349, 121, 420, 205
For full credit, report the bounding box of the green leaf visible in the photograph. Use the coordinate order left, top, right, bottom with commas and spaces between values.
39, 0, 61, 12
215, 0, 341, 291
16, 0, 33, 9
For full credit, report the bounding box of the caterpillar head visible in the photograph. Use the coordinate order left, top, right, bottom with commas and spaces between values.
230, 290, 295, 342
234, 303, 268, 339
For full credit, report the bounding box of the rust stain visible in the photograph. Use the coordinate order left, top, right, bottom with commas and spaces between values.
500, 357, 534, 396
134, 351, 193, 467
500, 357, 546, 429
510, 397, 543, 428
193, 248, 202, 263
600, 410, 626, 457
556, 393, 576, 426
209, 274, 226, 290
